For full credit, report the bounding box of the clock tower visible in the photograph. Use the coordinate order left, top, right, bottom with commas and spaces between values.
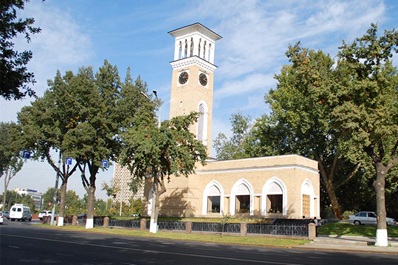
168, 23, 222, 156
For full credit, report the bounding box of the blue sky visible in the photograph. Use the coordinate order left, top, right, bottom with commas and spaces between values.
1, 0, 397, 200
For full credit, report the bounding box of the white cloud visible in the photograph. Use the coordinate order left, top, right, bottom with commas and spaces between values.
1, 0, 394, 197
204, 0, 388, 118
1, 1, 95, 122
215, 73, 273, 99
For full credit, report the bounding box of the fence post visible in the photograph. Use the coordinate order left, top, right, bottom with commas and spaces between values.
308, 223, 316, 240
240, 223, 247, 236
140, 218, 147, 230
185, 221, 192, 234
72, 215, 78, 225
103, 217, 109, 228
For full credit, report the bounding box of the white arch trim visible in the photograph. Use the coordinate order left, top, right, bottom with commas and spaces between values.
301, 179, 315, 218
261, 177, 287, 215
202, 180, 224, 216
230, 179, 254, 216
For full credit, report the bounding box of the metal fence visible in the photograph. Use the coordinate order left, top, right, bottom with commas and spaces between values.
191, 222, 241, 233
247, 223, 308, 237
81, 218, 310, 237
157, 221, 186, 231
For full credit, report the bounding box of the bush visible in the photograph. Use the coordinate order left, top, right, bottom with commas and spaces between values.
342, 210, 355, 220
322, 206, 335, 219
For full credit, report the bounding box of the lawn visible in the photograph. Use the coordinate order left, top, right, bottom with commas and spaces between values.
41, 219, 398, 248
318, 221, 398, 237
45, 225, 309, 248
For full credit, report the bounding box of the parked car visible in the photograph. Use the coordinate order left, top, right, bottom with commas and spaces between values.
77, 213, 87, 219
2, 211, 9, 220
38, 210, 59, 220
348, 211, 396, 226
0, 213, 3, 224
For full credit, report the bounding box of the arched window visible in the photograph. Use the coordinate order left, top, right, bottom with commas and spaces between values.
262, 177, 287, 215
208, 43, 211, 61
202, 180, 224, 215
230, 179, 254, 215
197, 102, 207, 145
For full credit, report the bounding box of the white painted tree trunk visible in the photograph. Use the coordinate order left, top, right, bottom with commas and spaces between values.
375, 229, 388, 247
374, 163, 389, 247
149, 180, 158, 233
57, 217, 64, 226
85, 218, 94, 229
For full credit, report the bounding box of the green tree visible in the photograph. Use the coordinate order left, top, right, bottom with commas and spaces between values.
19, 194, 35, 211
18, 70, 80, 226
0, 190, 20, 210
94, 199, 107, 216
2, 190, 36, 211
64, 190, 84, 215
42, 187, 61, 211
119, 110, 207, 233
60, 62, 153, 229
131, 198, 144, 216
61, 61, 122, 228
213, 113, 254, 160
266, 43, 363, 220
331, 24, 398, 246
0, 0, 41, 100
0, 122, 25, 211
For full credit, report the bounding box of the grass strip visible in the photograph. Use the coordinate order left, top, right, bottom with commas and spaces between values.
40, 224, 309, 248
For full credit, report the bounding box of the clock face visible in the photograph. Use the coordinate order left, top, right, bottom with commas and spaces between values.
199, 73, 208, 86
179, 71, 189, 85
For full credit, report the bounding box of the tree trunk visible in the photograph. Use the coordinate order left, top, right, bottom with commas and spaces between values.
149, 176, 159, 233
318, 161, 342, 219
57, 181, 67, 226
2, 169, 10, 211
85, 186, 96, 229
374, 162, 388, 247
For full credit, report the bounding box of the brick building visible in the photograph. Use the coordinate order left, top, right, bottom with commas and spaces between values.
114, 23, 320, 219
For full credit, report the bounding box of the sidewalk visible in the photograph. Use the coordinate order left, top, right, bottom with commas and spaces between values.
298, 235, 398, 254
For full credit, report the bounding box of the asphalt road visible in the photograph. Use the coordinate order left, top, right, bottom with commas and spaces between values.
1, 220, 398, 265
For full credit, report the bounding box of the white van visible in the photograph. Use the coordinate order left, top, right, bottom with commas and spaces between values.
10, 204, 32, 221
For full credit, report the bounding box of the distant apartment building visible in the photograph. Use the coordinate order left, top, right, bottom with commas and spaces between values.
112, 163, 145, 204
14, 188, 43, 210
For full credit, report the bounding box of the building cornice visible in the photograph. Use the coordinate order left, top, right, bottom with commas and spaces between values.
170, 56, 217, 72
196, 164, 319, 175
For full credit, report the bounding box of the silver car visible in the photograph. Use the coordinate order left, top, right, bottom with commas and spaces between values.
348, 211, 396, 226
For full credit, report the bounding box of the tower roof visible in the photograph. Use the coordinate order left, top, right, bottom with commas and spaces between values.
168, 22, 222, 41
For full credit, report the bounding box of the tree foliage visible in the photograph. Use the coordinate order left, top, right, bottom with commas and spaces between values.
0, 0, 41, 100
0, 190, 35, 211
213, 113, 254, 160
0, 122, 25, 211
265, 43, 364, 219
18, 69, 80, 224
119, 110, 207, 232
18, 61, 157, 228
330, 24, 398, 245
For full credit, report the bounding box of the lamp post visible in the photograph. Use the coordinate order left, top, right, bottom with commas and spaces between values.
119, 171, 123, 216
